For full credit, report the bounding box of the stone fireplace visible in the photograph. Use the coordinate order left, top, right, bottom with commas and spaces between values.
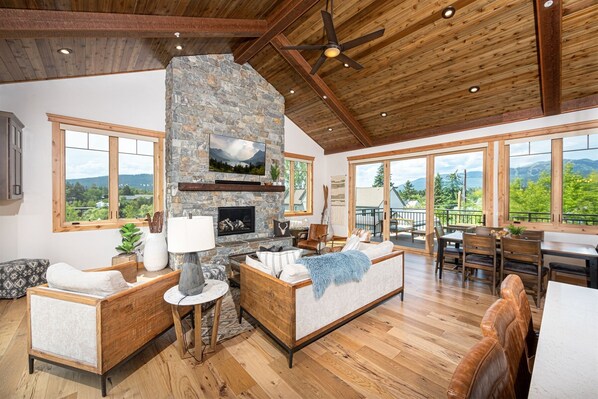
217, 206, 255, 236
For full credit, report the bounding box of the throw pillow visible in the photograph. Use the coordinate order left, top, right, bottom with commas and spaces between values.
273, 220, 292, 237
361, 240, 394, 260
257, 249, 303, 277
341, 235, 361, 252
244, 255, 271, 275
279, 263, 310, 284
46, 263, 129, 297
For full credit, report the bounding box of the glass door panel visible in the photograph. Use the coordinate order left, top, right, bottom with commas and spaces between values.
355, 162, 384, 242
389, 158, 427, 250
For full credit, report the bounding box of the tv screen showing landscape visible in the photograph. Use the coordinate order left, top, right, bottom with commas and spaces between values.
209, 133, 266, 175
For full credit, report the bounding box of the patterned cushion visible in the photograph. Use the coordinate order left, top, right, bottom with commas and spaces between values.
256, 249, 302, 277
0, 258, 50, 299
273, 220, 292, 237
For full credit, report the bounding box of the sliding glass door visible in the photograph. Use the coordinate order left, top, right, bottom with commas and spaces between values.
354, 162, 384, 242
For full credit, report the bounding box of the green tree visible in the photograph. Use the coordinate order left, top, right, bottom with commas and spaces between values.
373, 164, 384, 187
400, 180, 418, 202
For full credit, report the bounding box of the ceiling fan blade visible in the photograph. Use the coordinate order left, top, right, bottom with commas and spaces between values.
280, 44, 327, 51
321, 10, 339, 44
341, 28, 385, 51
310, 53, 327, 75
336, 53, 363, 70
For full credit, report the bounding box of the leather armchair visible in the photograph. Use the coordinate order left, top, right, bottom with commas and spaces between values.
297, 224, 328, 254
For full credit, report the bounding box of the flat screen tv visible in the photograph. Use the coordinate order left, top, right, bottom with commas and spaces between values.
209, 133, 266, 175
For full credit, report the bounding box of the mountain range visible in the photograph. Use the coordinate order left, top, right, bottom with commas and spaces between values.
396, 159, 596, 191
209, 147, 265, 165
66, 174, 153, 190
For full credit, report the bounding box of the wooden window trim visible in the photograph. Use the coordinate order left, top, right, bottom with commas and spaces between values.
283, 153, 314, 217
498, 133, 598, 234
50, 114, 164, 233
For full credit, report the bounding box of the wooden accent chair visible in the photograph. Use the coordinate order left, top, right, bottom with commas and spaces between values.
519, 230, 544, 241
447, 337, 515, 399
474, 226, 503, 236
501, 274, 537, 371
435, 225, 462, 274
549, 244, 595, 287
462, 233, 498, 295
500, 237, 548, 308
480, 299, 530, 397
297, 224, 328, 254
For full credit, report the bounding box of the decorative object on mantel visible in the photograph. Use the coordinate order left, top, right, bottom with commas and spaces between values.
270, 161, 281, 185
168, 215, 216, 296
178, 182, 284, 192
143, 211, 168, 271
112, 223, 141, 266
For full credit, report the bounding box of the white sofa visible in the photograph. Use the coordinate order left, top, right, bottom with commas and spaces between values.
240, 243, 404, 367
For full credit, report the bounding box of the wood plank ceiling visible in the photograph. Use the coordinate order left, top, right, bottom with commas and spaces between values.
0, 0, 596, 154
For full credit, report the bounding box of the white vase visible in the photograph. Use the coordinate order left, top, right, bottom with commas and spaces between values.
143, 232, 168, 271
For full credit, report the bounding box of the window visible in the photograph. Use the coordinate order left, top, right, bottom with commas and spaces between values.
50, 114, 164, 232
502, 132, 597, 229
283, 152, 313, 216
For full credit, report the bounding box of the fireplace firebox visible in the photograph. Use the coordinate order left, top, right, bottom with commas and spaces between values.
217, 206, 255, 236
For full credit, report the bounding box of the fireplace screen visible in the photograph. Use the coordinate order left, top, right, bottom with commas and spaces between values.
217, 206, 255, 236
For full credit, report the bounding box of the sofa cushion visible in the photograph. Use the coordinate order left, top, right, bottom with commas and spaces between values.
342, 235, 361, 252
257, 249, 302, 277
279, 263, 311, 284
244, 255, 271, 275
46, 263, 129, 297
361, 240, 394, 260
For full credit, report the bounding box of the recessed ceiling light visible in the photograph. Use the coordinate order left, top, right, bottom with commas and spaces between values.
469, 85, 480, 93
442, 6, 456, 19
323, 95, 328, 99
343, 63, 350, 68
380, 112, 388, 117
543, 0, 553, 7
328, 127, 333, 131
57, 48, 72, 55
175, 45, 183, 50
289, 89, 295, 94
174, 32, 180, 38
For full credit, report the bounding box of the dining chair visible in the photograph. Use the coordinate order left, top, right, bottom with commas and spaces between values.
434, 225, 462, 274
297, 224, 328, 254
500, 237, 548, 308
519, 230, 544, 241
548, 244, 595, 287
500, 274, 537, 372
447, 337, 515, 399
462, 233, 498, 295
480, 298, 530, 398
474, 226, 503, 236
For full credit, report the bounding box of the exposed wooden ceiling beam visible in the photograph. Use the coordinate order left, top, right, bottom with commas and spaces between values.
233, 0, 321, 64
0, 9, 267, 39
533, 0, 562, 116
271, 34, 373, 148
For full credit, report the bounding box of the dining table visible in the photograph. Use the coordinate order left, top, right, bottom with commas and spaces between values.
528, 281, 598, 397
436, 231, 598, 288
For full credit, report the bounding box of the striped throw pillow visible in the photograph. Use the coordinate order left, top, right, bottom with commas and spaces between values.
256, 249, 303, 277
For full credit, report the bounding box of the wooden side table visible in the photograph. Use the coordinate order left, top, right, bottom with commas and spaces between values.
163, 279, 229, 361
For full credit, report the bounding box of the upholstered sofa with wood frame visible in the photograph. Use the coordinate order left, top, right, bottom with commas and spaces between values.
26, 261, 189, 397
240, 245, 404, 367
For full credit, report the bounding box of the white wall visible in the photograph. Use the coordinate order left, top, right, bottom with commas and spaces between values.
284, 117, 327, 225
325, 108, 598, 246
0, 71, 166, 267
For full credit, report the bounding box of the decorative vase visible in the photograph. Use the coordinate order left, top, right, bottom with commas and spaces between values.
144, 232, 168, 271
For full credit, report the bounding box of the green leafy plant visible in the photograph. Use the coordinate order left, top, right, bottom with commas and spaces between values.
270, 161, 281, 182
506, 224, 526, 236
115, 223, 142, 254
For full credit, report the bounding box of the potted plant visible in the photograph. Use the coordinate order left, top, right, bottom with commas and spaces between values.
506, 224, 526, 238
112, 223, 142, 265
144, 211, 168, 271
270, 161, 281, 185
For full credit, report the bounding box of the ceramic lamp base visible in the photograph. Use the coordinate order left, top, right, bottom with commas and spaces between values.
178, 252, 205, 296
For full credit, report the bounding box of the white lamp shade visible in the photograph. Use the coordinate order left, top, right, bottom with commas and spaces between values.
167, 216, 215, 253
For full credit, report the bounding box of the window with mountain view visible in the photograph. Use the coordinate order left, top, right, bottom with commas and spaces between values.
562, 134, 598, 225
52, 116, 164, 232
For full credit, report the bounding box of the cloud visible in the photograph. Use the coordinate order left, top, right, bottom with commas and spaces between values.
211, 134, 264, 161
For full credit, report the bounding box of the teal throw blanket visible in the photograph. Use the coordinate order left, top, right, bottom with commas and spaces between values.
296, 250, 372, 299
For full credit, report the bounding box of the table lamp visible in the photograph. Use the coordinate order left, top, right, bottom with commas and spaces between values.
167, 215, 215, 296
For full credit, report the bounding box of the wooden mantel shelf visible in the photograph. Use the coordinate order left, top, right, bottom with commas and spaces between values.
178, 182, 285, 192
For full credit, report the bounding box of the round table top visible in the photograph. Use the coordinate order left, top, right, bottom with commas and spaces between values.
163, 279, 229, 306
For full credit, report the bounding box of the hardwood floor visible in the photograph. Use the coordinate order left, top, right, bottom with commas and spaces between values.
0, 253, 550, 398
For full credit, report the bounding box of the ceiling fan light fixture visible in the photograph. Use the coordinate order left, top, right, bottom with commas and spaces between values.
442, 6, 456, 19
324, 46, 341, 58
57, 48, 72, 55
468, 85, 480, 93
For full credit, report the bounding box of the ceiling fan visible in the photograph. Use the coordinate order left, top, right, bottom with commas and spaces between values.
281, 2, 385, 75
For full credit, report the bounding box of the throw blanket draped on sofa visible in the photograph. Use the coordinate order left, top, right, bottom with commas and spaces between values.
297, 250, 372, 299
